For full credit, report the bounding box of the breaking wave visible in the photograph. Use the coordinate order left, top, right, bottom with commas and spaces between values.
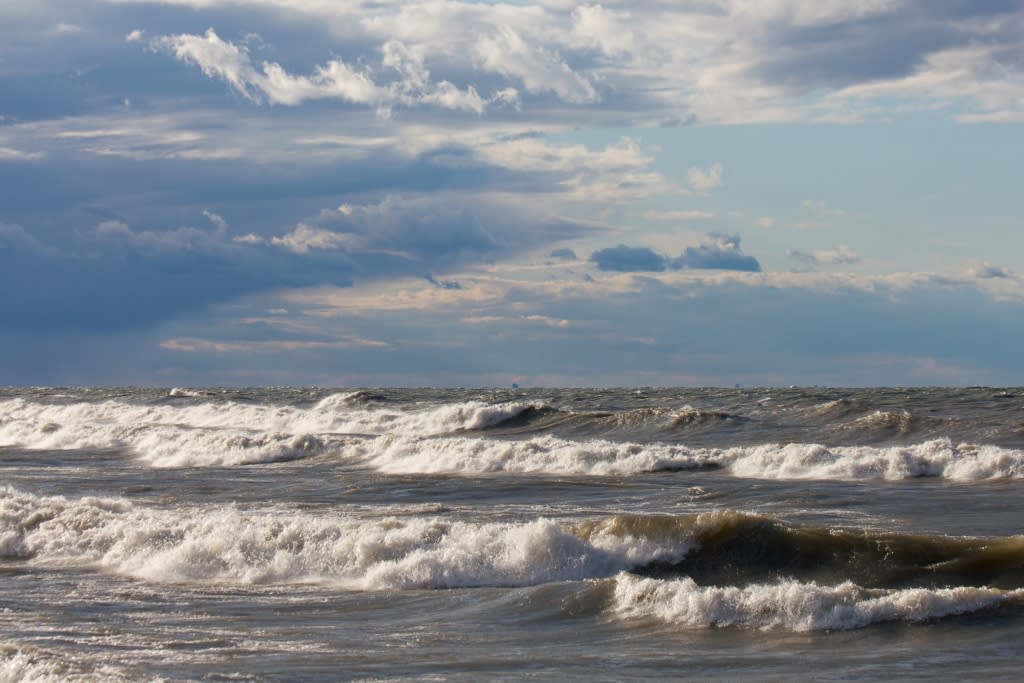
6, 488, 1024, 592
6, 487, 1024, 631
354, 435, 1024, 481
0, 487, 690, 589
0, 646, 136, 683
611, 574, 1018, 631
0, 396, 550, 467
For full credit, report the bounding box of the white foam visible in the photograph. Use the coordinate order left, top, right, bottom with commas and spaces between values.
4, 397, 1022, 479
0, 487, 690, 589
611, 574, 1017, 631
0, 646, 136, 683
726, 438, 1024, 481
0, 396, 545, 468
351, 434, 718, 476
349, 434, 1024, 481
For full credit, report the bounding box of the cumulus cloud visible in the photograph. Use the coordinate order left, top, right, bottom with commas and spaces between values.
153, 29, 487, 113
549, 247, 577, 261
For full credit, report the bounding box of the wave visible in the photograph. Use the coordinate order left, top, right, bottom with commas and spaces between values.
0, 646, 135, 683
0, 487, 691, 589
479, 405, 748, 438
0, 396, 549, 467
665, 406, 746, 429
611, 574, 1018, 631
6, 487, 1024, 633
833, 409, 951, 438
354, 435, 1024, 481
351, 434, 720, 476
725, 438, 1024, 480
625, 509, 1024, 589
7, 487, 1024, 595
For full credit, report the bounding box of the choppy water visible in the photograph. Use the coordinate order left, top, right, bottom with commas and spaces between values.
2, 387, 1024, 681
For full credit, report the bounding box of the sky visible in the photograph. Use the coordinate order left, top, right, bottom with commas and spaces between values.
2, 0, 1024, 387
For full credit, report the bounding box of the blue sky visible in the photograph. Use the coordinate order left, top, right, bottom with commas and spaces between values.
2, 0, 1023, 386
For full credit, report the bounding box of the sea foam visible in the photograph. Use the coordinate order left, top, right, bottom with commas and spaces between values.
4, 397, 1024, 479
353, 435, 1024, 481
611, 574, 1018, 631
0, 647, 135, 683
0, 396, 545, 468
0, 487, 690, 589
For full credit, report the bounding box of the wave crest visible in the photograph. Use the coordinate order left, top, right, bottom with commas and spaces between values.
612, 574, 1017, 631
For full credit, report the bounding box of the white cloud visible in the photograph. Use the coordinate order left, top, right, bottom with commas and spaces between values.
643, 210, 714, 221
788, 244, 860, 266
0, 146, 44, 160
570, 4, 634, 56
153, 29, 486, 113
119, 1, 1024, 124
473, 24, 597, 104
125, 29, 144, 42
270, 223, 360, 254
687, 163, 723, 192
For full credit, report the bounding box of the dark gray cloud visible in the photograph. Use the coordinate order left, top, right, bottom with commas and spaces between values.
592, 234, 760, 273
423, 274, 463, 290
0, 194, 590, 333
670, 233, 761, 272
549, 247, 577, 261
591, 244, 667, 272
750, 1, 1024, 94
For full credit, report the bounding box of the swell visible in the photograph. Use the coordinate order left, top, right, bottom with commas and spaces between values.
455, 404, 753, 440
623, 510, 1024, 590
830, 409, 956, 441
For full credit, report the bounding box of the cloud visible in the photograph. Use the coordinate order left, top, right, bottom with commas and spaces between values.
0, 191, 593, 333
788, 244, 860, 265
671, 233, 761, 272
549, 247, 577, 261
219, 264, 1024, 387
76, 0, 1024, 125
423, 274, 462, 290
967, 262, 1013, 279
643, 210, 714, 221
592, 234, 761, 273
591, 244, 667, 273
153, 29, 486, 114
687, 163, 724, 192
0, 146, 44, 161
473, 24, 598, 104
49, 22, 82, 35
